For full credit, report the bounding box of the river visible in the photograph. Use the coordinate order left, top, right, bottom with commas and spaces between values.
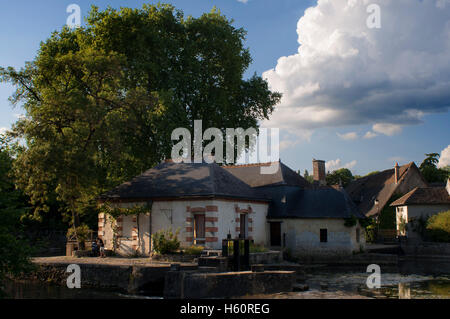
3, 259, 450, 299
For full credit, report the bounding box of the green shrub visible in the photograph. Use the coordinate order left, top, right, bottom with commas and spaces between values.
184, 245, 204, 255
359, 218, 376, 243
66, 224, 91, 246
411, 216, 428, 239
152, 228, 180, 254
426, 210, 450, 243
223, 241, 268, 254
344, 215, 357, 227
250, 243, 268, 253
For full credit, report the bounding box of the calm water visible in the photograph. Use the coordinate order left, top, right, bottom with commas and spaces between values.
302, 272, 450, 299
1, 279, 160, 299
3, 259, 450, 299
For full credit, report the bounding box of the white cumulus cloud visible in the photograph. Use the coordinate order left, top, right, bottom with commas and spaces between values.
337, 132, 358, 140
363, 131, 377, 139
372, 123, 403, 136
438, 145, 450, 168
263, 0, 450, 137
326, 158, 357, 172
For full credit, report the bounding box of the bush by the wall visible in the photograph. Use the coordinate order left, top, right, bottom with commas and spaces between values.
426, 210, 450, 243
66, 224, 91, 247
152, 228, 180, 254
183, 245, 204, 255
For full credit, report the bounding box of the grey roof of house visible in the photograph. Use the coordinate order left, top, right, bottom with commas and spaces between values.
223, 161, 312, 188
345, 162, 428, 216
263, 185, 365, 219
100, 160, 363, 220
390, 187, 450, 206
100, 161, 269, 202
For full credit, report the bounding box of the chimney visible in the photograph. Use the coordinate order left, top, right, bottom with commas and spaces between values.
313, 159, 326, 185
394, 162, 399, 184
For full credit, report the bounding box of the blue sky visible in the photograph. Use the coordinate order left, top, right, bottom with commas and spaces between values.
0, 0, 449, 176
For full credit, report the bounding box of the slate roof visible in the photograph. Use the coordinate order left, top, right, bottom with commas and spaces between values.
100, 160, 365, 220
345, 162, 427, 216
263, 186, 364, 219
390, 187, 450, 206
100, 161, 268, 202
223, 161, 312, 188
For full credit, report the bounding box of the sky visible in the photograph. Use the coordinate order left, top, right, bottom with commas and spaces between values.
0, 0, 449, 176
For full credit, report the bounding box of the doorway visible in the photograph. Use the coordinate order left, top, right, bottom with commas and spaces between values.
270, 222, 281, 246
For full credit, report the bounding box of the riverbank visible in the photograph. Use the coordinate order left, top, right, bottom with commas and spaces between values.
27, 256, 197, 295
19, 253, 450, 299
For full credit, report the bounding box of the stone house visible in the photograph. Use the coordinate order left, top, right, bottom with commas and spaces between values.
345, 162, 428, 218
99, 159, 366, 257
390, 179, 450, 241
225, 160, 365, 257
98, 161, 269, 255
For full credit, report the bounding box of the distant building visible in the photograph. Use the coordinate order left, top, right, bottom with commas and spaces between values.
390, 179, 450, 240
345, 162, 428, 218
99, 159, 365, 257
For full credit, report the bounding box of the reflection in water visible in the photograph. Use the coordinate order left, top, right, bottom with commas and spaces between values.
398, 283, 411, 299
1, 279, 154, 299
3, 259, 450, 299
304, 272, 450, 299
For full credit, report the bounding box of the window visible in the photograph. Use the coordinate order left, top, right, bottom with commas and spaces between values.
320, 229, 328, 243
121, 215, 134, 238
194, 214, 205, 240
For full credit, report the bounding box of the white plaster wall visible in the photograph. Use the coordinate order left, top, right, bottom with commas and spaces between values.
100, 202, 151, 256
398, 204, 450, 240
102, 199, 270, 254
407, 205, 450, 219
396, 206, 409, 236
152, 199, 269, 250
273, 218, 365, 257
213, 200, 269, 247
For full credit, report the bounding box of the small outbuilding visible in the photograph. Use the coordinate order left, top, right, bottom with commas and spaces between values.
391, 179, 450, 240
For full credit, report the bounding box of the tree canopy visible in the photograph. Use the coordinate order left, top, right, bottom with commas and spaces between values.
0, 136, 33, 287
326, 168, 354, 188
419, 153, 449, 184
0, 4, 281, 233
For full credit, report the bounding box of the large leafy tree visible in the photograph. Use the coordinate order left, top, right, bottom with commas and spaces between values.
419, 153, 449, 184
0, 4, 281, 240
326, 168, 354, 188
0, 136, 33, 288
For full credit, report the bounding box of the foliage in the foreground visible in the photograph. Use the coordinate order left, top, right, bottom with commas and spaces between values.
152, 228, 181, 255
223, 240, 268, 254
249, 243, 268, 253
326, 168, 354, 188
359, 218, 377, 243
426, 210, 450, 243
344, 215, 357, 227
66, 224, 92, 246
0, 3, 281, 241
183, 245, 204, 255
378, 193, 403, 230
0, 136, 34, 287
419, 153, 449, 184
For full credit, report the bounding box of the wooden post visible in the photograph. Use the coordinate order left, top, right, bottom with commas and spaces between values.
244, 239, 250, 270
233, 239, 240, 271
